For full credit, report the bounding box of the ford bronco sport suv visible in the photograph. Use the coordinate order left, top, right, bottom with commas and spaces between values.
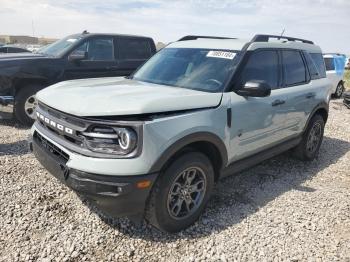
0, 31, 156, 125
30, 34, 331, 233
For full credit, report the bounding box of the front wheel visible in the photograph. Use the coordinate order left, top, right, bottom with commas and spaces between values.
334, 82, 344, 98
293, 114, 325, 161
145, 152, 215, 233
14, 85, 43, 126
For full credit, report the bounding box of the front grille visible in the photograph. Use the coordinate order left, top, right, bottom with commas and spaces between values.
36, 103, 87, 148
35, 102, 142, 158
38, 103, 86, 128
38, 120, 84, 147
34, 131, 69, 163
344, 92, 350, 108
343, 92, 350, 99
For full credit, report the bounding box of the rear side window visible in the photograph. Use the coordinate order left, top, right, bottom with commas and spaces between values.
10, 47, 27, 53
309, 53, 326, 78
282, 50, 307, 86
239, 50, 279, 89
118, 38, 152, 60
324, 57, 335, 71
304, 52, 321, 80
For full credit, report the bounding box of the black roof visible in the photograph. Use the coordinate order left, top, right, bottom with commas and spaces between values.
74, 31, 153, 40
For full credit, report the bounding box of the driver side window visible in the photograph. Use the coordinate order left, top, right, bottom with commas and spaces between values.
240, 50, 279, 90
71, 37, 114, 61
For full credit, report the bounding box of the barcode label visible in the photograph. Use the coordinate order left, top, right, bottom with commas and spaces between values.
207, 51, 236, 60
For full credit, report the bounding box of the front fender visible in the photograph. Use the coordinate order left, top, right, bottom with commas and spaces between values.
149, 131, 228, 173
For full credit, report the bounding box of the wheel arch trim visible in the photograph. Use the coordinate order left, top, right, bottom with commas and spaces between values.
149, 132, 228, 174
14, 78, 48, 96
303, 102, 329, 132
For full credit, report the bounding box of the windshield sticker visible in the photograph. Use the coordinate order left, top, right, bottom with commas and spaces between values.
207, 51, 236, 60
67, 39, 77, 42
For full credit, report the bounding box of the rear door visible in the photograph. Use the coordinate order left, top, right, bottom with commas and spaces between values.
280, 50, 318, 138
115, 37, 154, 76
63, 36, 118, 80
229, 49, 289, 161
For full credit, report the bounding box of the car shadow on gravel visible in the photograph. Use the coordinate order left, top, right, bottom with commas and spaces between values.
0, 119, 29, 129
82, 136, 350, 241
0, 140, 31, 156
0, 119, 31, 156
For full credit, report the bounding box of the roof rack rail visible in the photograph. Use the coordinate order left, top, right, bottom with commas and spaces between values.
323, 53, 345, 56
251, 34, 314, 44
178, 35, 236, 41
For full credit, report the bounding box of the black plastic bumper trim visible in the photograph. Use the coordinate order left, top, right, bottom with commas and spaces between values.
30, 136, 158, 218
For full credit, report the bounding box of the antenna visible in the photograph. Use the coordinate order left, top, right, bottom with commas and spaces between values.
280, 28, 285, 39
31, 19, 35, 37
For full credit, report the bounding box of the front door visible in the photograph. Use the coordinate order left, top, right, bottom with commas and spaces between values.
63, 36, 119, 80
228, 49, 288, 162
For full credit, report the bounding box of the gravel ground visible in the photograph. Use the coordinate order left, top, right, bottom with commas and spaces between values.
1, 99, 350, 262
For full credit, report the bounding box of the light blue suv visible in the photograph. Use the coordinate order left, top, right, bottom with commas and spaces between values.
30, 34, 332, 232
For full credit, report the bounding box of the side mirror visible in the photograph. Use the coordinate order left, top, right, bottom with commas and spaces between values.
68, 51, 87, 62
236, 81, 271, 97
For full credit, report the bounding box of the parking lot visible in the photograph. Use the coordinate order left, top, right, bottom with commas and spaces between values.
0, 99, 349, 261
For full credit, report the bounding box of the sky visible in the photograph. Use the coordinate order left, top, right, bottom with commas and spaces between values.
0, 0, 348, 54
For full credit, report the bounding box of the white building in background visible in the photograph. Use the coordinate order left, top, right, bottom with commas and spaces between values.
0, 35, 38, 44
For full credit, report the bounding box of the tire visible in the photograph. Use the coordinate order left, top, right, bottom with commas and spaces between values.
334, 82, 344, 98
14, 85, 43, 126
293, 114, 325, 161
145, 151, 215, 233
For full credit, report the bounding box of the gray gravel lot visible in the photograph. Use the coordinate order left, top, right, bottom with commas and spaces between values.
1, 100, 350, 261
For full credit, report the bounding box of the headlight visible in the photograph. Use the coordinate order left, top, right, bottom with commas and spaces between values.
82, 126, 138, 155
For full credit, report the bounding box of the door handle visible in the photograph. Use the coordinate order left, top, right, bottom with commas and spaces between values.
105, 66, 119, 70
305, 93, 315, 99
271, 99, 285, 106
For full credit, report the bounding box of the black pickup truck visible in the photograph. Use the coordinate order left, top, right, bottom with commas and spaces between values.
0, 32, 156, 125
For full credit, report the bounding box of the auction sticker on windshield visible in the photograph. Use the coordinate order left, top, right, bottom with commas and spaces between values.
207, 51, 236, 60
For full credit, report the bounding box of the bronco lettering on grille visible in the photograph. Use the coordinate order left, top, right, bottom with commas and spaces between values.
36, 112, 73, 135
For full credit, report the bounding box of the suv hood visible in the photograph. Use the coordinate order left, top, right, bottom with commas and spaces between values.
0, 52, 47, 61
36, 77, 223, 117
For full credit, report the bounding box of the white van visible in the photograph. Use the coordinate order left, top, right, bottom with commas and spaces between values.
324, 54, 346, 98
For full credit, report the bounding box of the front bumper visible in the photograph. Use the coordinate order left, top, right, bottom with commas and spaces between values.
344, 91, 350, 109
0, 96, 14, 119
29, 133, 158, 218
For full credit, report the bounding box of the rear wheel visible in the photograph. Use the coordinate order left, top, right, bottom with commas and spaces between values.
334, 82, 344, 98
14, 85, 43, 126
293, 114, 325, 161
145, 151, 214, 233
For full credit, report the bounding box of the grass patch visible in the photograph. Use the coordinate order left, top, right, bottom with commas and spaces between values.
345, 70, 350, 90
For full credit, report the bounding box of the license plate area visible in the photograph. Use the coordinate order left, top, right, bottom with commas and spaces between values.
33, 132, 70, 182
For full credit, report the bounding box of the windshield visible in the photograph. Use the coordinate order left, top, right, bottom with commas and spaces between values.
37, 35, 82, 57
133, 48, 238, 92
